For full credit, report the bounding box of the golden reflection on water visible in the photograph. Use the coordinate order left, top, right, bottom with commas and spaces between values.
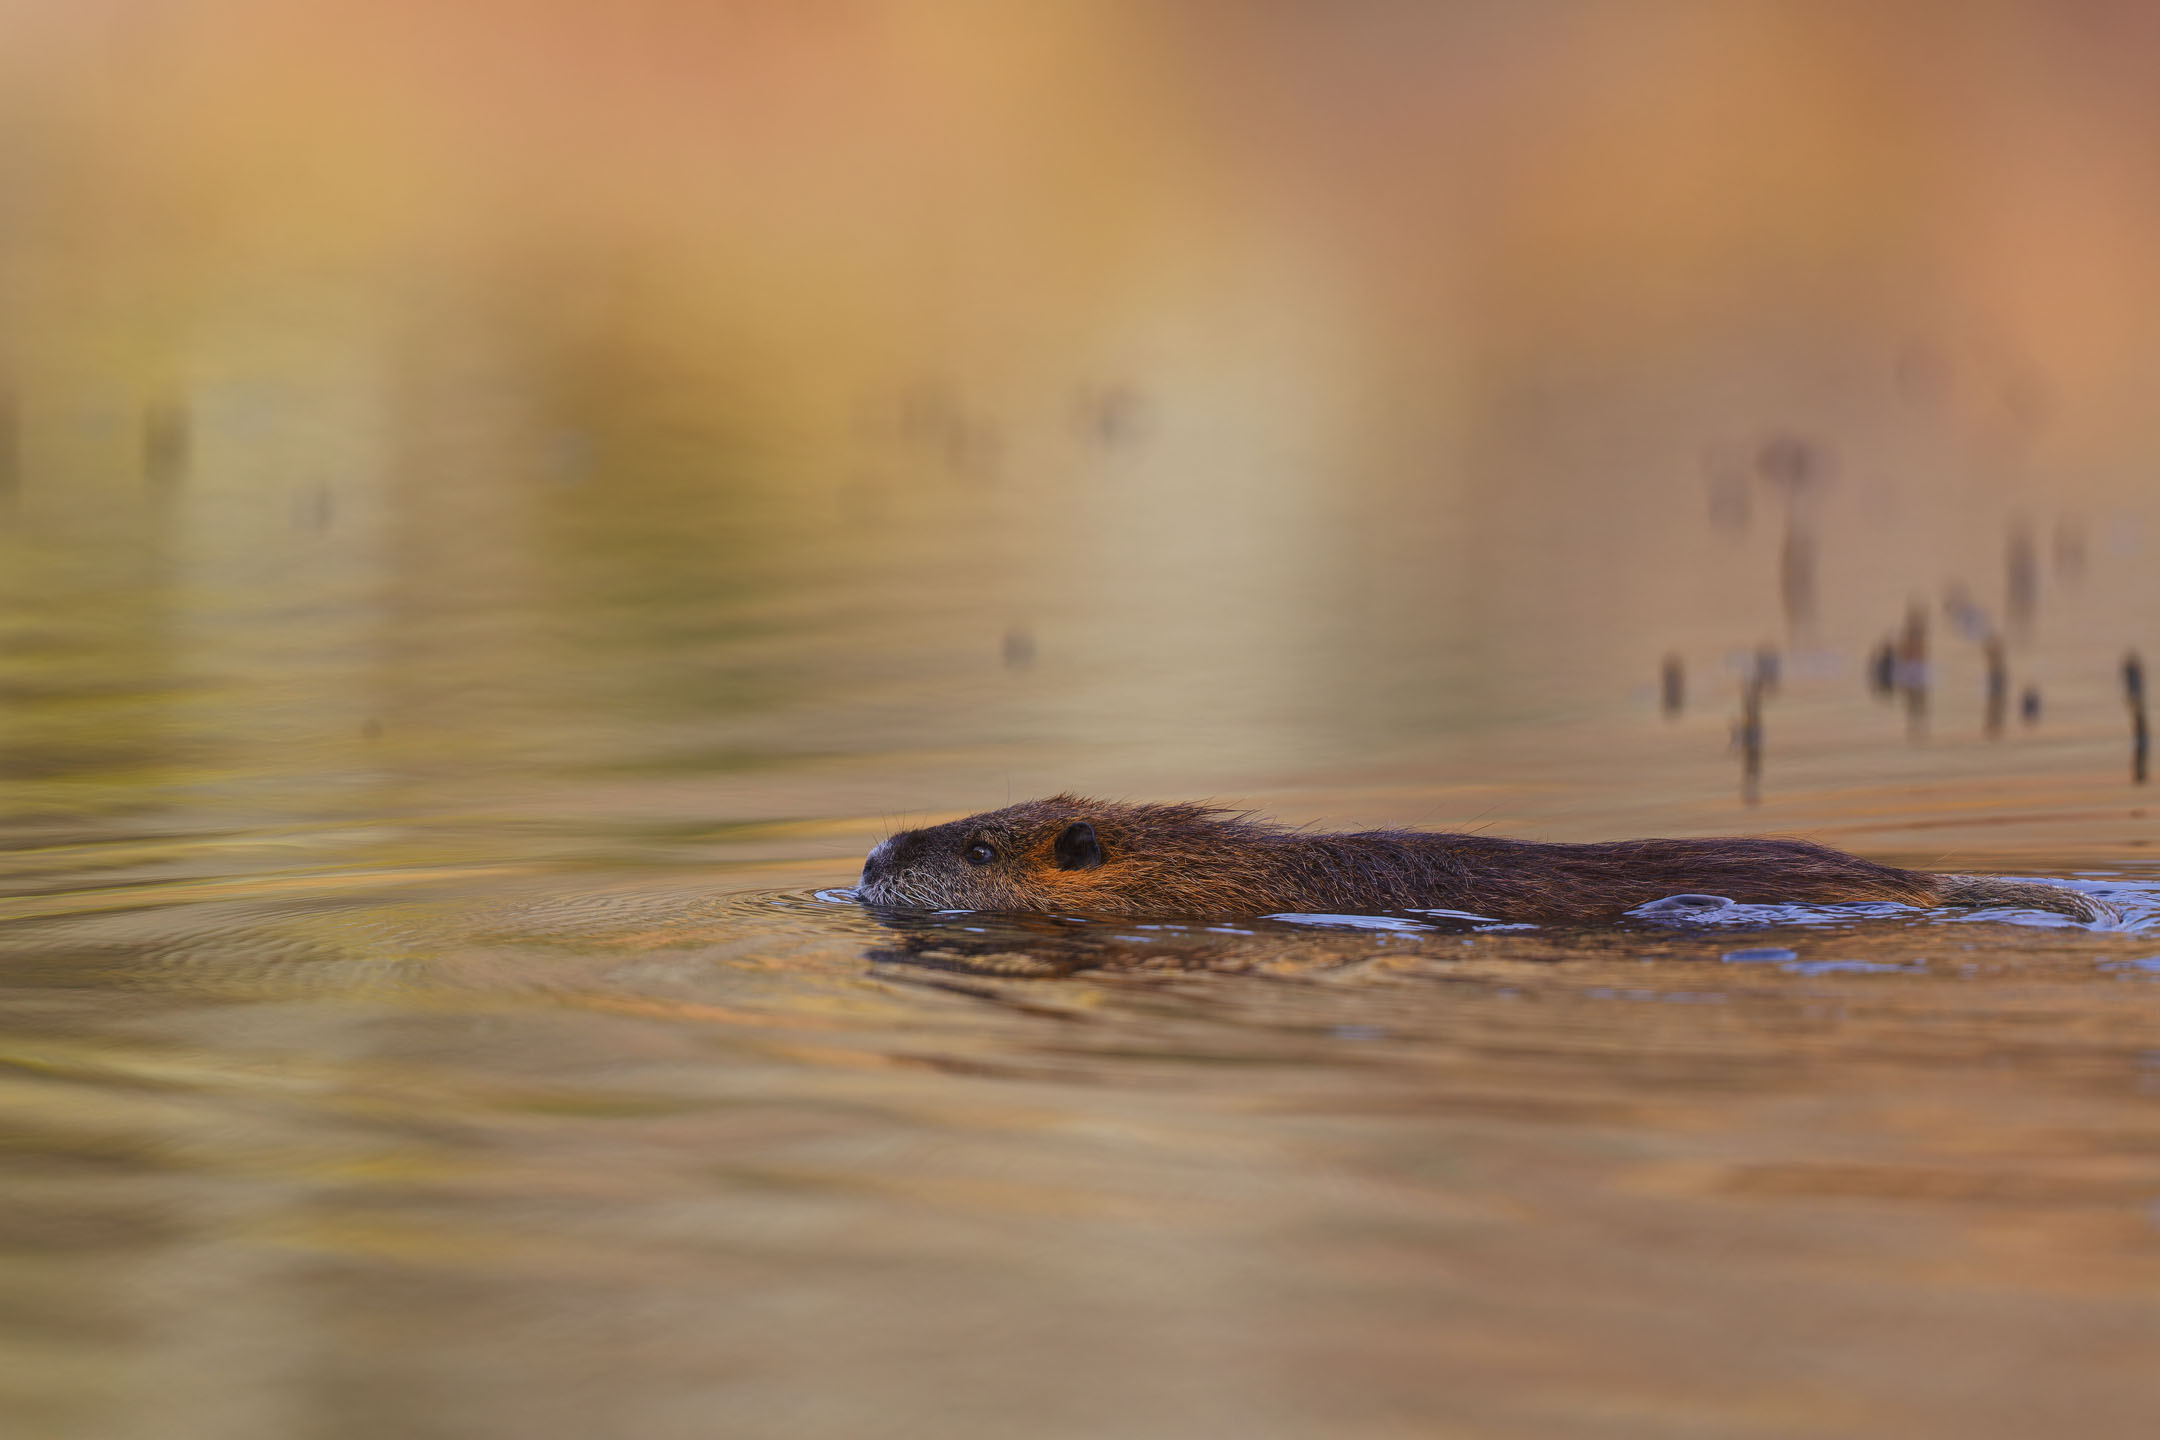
6, 4, 2160, 1437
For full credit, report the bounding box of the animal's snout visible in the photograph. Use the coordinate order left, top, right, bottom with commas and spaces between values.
862, 832, 929, 890
861, 837, 898, 886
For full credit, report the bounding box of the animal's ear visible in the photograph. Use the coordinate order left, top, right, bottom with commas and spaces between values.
1053, 821, 1103, 871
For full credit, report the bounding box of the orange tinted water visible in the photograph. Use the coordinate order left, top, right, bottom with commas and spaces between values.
7, 321, 2158, 1435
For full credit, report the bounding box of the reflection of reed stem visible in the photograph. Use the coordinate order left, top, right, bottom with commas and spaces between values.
1984, 635, 2007, 740
2128, 652, 2149, 785
1898, 603, 1928, 739
1660, 653, 1684, 718
1736, 675, 1764, 805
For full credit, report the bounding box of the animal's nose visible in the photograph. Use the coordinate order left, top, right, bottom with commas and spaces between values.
861, 837, 896, 885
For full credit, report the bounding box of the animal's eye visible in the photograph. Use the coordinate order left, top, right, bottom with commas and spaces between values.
963, 842, 996, 866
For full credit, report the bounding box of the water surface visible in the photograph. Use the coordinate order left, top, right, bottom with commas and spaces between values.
8, 10, 2160, 1431
9, 397, 2160, 1436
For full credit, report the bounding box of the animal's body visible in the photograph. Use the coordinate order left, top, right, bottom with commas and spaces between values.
855, 796, 2109, 925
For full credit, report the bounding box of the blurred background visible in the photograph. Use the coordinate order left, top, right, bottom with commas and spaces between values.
8, 6, 2160, 1439
6, 0, 2160, 853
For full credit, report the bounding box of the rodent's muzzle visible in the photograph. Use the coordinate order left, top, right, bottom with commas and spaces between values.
860, 836, 897, 889
856, 832, 924, 904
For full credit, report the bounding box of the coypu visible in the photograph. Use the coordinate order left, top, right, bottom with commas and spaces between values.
855, 795, 2113, 925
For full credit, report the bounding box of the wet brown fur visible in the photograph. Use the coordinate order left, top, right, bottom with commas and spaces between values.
856, 795, 2110, 925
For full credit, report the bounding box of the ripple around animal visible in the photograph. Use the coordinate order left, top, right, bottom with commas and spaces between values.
1628, 875, 2160, 935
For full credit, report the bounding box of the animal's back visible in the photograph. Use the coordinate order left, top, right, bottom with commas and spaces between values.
1207, 832, 1942, 923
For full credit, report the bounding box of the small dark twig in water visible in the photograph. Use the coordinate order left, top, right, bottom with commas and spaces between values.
1734, 672, 1766, 806
2006, 522, 2039, 632
2127, 651, 2150, 785
1984, 635, 2008, 740
1898, 602, 1929, 738
1779, 526, 1816, 628
1752, 645, 1781, 695
1867, 638, 1897, 698
1660, 653, 1684, 718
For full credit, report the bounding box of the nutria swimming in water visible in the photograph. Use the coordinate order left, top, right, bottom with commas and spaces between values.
855, 796, 2112, 925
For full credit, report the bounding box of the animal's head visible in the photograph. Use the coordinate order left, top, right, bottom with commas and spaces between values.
854, 795, 1270, 915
